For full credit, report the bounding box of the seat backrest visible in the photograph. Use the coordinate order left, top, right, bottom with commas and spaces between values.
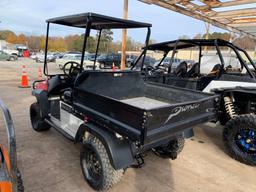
186, 62, 200, 78
174, 61, 187, 77
211, 64, 222, 72
207, 64, 222, 77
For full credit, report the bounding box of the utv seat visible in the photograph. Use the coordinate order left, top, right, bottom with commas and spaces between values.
174, 61, 187, 77
63, 90, 73, 104
48, 75, 74, 95
186, 62, 200, 78
208, 64, 222, 77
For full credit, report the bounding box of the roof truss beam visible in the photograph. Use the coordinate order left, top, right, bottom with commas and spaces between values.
139, 0, 256, 39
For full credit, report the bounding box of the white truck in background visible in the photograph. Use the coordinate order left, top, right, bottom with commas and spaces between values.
0, 40, 19, 56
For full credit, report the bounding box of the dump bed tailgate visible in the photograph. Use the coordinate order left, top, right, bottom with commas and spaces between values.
143, 94, 217, 145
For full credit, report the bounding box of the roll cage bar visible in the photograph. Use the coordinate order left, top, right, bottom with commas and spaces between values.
43, 12, 152, 76
132, 39, 256, 79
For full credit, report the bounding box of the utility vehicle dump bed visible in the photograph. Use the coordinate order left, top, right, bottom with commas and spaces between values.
73, 71, 218, 146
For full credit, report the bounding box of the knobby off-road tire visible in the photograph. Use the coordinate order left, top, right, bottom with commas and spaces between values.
30, 102, 51, 132
80, 136, 123, 191
154, 136, 185, 159
223, 114, 256, 166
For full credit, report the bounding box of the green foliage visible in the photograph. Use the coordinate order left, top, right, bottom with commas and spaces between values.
202, 32, 231, 41
1, 29, 142, 53
96, 29, 114, 53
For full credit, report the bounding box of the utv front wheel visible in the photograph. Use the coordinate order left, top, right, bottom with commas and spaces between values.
30, 102, 51, 132
154, 136, 185, 159
223, 114, 256, 166
80, 136, 123, 190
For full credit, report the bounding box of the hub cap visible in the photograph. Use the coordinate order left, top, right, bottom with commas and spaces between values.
236, 128, 256, 154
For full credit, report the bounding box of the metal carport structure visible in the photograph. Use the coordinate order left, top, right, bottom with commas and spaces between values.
139, 0, 256, 39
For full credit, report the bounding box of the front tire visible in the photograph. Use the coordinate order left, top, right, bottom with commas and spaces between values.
223, 114, 256, 166
80, 136, 123, 190
9, 56, 15, 61
30, 102, 51, 132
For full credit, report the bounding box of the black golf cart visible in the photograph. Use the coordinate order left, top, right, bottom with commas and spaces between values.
30, 13, 219, 190
0, 98, 23, 191
134, 39, 256, 166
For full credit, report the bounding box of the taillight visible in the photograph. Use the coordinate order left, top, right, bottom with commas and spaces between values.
35, 79, 48, 91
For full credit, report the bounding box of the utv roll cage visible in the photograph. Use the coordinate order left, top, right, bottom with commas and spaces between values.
43, 12, 152, 75
132, 39, 256, 78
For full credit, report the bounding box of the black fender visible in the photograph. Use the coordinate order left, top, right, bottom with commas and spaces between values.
32, 89, 49, 119
75, 123, 135, 170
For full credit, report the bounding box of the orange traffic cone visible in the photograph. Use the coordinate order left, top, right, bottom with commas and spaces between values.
112, 62, 116, 71
19, 65, 31, 88
38, 66, 43, 80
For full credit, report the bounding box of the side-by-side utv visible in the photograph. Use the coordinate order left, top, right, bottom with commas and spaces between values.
30, 13, 219, 190
134, 39, 256, 166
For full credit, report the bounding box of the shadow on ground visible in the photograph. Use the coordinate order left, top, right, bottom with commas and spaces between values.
111, 152, 174, 192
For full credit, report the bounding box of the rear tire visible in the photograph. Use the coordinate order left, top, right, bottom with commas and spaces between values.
30, 102, 51, 132
80, 136, 123, 190
223, 114, 256, 166
154, 136, 185, 159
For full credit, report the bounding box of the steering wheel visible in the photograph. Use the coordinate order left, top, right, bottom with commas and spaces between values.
142, 66, 157, 76
63, 61, 81, 77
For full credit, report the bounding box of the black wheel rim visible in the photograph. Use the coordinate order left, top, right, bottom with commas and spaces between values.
82, 147, 102, 183
235, 128, 256, 154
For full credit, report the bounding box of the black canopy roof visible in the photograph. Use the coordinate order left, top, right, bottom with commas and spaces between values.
146, 39, 238, 52
47, 12, 152, 30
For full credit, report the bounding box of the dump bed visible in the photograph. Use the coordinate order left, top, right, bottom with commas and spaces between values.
73, 71, 218, 146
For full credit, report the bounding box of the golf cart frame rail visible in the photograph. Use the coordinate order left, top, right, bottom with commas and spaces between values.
44, 13, 152, 75
132, 39, 256, 79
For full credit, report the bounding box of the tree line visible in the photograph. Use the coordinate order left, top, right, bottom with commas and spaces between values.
0, 29, 144, 53
186, 32, 256, 50
0, 30, 255, 53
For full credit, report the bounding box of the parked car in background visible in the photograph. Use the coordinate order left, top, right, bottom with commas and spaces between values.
53, 52, 64, 59
154, 57, 183, 71
56, 53, 99, 69
2, 49, 19, 57
96, 53, 122, 69
132, 55, 156, 69
96, 53, 137, 69
126, 54, 138, 67
0, 50, 18, 61
36, 53, 56, 63
87, 53, 97, 61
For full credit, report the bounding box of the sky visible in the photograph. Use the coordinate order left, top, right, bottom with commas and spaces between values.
0, 0, 225, 42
